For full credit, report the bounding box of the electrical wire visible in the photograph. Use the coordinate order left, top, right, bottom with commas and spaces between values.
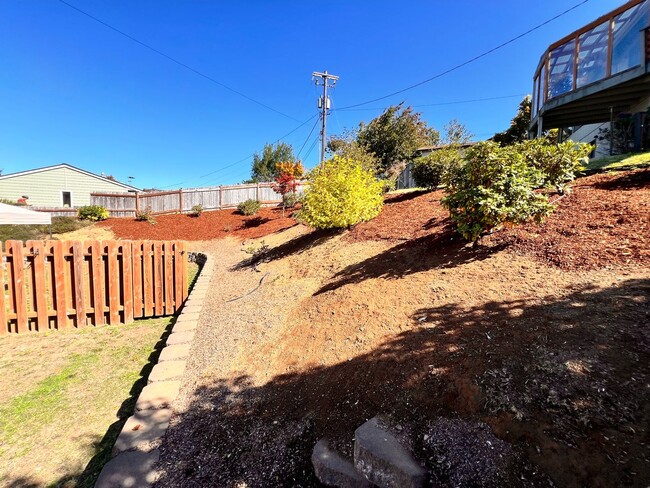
56, 0, 302, 122
297, 117, 320, 158
335, 94, 528, 112
336, 0, 591, 110
303, 134, 321, 163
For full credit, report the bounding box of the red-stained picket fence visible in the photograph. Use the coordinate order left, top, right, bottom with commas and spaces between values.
1, 239, 188, 334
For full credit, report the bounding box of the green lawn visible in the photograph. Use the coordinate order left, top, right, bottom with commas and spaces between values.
0, 217, 92, 243
585, 150, 650, 172
0, 316, 173, 487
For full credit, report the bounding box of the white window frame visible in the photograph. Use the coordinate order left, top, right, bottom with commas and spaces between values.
61, 190, 73, 208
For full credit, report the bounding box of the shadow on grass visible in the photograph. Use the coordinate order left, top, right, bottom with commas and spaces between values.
153, 278, 649, 487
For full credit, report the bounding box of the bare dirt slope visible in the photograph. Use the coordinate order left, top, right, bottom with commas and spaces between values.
155, 170, 649, 487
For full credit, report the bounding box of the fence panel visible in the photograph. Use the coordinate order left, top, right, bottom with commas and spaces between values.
1, 239, 189, 334
181, 188, 221, 211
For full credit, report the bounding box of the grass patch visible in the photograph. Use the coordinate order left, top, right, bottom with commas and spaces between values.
586, 150, 650, 172
0, 316, 172, 487
0, 217, 92, 243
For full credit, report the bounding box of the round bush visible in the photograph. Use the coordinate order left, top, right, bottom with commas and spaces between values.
77, 205, 109, 221
412, 148, 463, 189
300, 156, 384, 229
238, 199, 261, 216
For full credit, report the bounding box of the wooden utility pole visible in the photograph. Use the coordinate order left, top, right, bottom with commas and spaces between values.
312, 70, 339, 166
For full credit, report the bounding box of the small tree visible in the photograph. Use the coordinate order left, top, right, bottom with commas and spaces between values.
250, 142, 295, 182
300, 157, 384, 229
272, 161, 304, 216
443, 119, 473, 145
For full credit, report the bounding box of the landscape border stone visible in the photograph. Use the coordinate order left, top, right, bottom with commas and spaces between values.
94, 252, 211, 487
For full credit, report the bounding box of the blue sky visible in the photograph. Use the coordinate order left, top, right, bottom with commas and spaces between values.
0, 0, 625, 189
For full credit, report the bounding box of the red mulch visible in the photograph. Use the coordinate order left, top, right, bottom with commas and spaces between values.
98, 206, 298, 241
348, 169, 650, 270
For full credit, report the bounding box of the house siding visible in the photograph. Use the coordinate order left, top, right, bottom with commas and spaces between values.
0, 166, 134, 207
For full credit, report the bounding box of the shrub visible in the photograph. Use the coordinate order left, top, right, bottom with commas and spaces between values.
238, 199, 261, 216
77, 205, 109, 221
300, 156, 384, 229
441, 142, 553, 242
189, 204, 204, 217
411, 147, 464, 189
135, 208, 156, 224
50, 216, 89, 234
282, 192, 299, 209
515, 138, 592, 192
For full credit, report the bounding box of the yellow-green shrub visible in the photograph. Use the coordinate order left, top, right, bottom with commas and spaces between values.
300, 156, 384, 229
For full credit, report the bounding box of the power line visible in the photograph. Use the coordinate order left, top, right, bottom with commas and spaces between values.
297, 117, 320, 158
303, 134, 321, 163
335, 94, 527, 112
160, 114, 318, 188
337, 0, 591, 110
56, 0, 302, 122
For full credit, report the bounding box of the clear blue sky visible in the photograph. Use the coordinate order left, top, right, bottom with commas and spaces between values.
0, 0, 625, 189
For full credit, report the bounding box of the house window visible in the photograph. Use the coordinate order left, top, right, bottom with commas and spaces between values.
62, 191, 72, 207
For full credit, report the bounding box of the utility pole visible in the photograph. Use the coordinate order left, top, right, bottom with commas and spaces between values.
312, 70, 339, 166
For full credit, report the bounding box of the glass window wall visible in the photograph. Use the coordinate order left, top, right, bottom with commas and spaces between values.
539, 62, 546, 109
612, 0, 649, 74
532, 74, 539, 116
577, 21, 609, 88
548, 40, 575, 98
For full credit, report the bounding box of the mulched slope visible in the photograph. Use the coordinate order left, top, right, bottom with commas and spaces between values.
349, 169, 650, 270
98, 206, 297, 241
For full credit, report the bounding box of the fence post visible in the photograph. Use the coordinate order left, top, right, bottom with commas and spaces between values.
27, 240, 48, 332
90, 240, 105, 326
135, 192, 140, 216
256, 183, 260, 201
0, 244, 6, 334
219, 186, 223, 209
178, 189, 183, 214
6, 241, 28, 332
106, 240, 120, 325
72, 241, 87, 328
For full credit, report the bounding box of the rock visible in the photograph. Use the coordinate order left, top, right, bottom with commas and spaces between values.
354, 417, 427, 488
312, 439, 371, 488
135, 381, 181, 411
112, 409, 172, 455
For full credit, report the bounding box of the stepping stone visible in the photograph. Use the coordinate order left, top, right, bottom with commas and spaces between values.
159, 344, 191, 362
181, 305, 202, 314
112, 409, 173, 455
148, 360, 186, 383
95, 449, 160, 487
354, 417, 427, 488
172, 320, 198, 333
312, 439, 371, 487
166, 330, 195, 346
135, 381, 181, 411
179, 312, 200, 321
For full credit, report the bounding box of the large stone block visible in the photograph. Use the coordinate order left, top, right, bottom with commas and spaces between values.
312, 439, 371, 488
95, 449, 160, 487
135, 381, 181, 411
354, 417, 427, 488
112, 409, 172, 455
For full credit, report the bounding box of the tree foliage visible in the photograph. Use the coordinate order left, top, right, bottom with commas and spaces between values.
356, 103, 440, 175
250, 142, 295, 182
493, 96, 532, 146
273, 161, 304, 215
300, 157, 384, 229
443, 119, 473, 145
327, 130, 378, 171
411, 147, 464, 189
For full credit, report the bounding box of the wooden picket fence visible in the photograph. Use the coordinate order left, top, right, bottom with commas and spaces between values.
0, 239, 188, 334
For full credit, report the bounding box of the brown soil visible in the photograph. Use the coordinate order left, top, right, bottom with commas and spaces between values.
98, 206, 298, 241
149, 169, 649, 487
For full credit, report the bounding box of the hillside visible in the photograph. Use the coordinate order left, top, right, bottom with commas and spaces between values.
151, 168, 650, 487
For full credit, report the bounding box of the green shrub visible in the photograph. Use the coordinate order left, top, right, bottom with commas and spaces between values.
135, 208, 156, 224
0, 198, 18, 206
282, 192, 299, 209
77, 205, 109, 221
300, 156, 384, 229
50, 216, 89, 234
441, 142, 553, 242
515, 138, 592, 192
238, 199, 261, 216
189, 204, 204, 217
411, 147, 464, 189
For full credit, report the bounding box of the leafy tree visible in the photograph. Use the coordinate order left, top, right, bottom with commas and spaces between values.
273, 161, 304, 216
327, 130, 378, 171
356, 103, 440, 175
443, 119, 473, 145
493, 96, 532, 146
250, 142, 295, 182
300, 156, 384, 229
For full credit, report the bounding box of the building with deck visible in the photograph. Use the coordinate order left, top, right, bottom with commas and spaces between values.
530, 0, 650, 154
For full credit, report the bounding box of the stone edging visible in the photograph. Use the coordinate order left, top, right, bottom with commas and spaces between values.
95, 252, 212, 487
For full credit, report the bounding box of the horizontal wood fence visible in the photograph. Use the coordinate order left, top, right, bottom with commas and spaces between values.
90, 182, 305, 218
1, 239, 188, 334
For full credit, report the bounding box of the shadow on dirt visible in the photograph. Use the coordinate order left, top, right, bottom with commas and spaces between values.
153, 278, 649, 488
590, 168, 650, 190
315, 228, 505, 295
241, 216, 271, 228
